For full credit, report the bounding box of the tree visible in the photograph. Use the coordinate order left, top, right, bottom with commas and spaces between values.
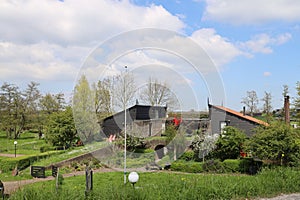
246, 122, 300, 166
282, 84, 289, 97
241, 90, 259, 116
0, 82, 22, 138
211, 126, 247, 161
73, 75, 98, 143
191, 133, 218, 162
23, 81, 41, 131
262, 91, 272, 116
139, 78, 178, 109
40, 93, 65, 114
45, 106, 77, 149
294, 81, 300, 121
112, 71, 136, 111
165, 125, 186, 161
93, 79, 112, 122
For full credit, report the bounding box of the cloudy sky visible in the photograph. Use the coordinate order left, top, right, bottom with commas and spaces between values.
1, 0, 300, 111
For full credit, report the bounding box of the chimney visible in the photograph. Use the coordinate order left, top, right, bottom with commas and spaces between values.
284, 96, 290, 125
243, 106, 246, 116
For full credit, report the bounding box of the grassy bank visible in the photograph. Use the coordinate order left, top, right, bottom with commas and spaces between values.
9, 167, 300, 200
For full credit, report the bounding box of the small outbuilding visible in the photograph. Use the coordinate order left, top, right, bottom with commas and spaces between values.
101, 104, 167, 138
208, 104, 268, 137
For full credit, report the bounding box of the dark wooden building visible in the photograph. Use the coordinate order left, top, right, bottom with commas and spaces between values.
101, 105, 167, 138
208, 104, 268, 137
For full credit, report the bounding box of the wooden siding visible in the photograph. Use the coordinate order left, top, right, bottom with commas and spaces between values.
101, 105, 167, 137
209, 104, 265, 137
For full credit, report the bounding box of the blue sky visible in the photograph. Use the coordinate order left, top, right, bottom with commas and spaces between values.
1, 0, 300, 111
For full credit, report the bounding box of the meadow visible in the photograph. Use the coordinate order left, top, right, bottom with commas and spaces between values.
9, 167, 300, 200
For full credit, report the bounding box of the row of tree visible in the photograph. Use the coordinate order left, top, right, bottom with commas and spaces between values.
241, 82, 300, 117
0, 82, 65, 139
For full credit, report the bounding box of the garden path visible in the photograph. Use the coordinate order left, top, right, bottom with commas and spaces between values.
0, 153, 25, 158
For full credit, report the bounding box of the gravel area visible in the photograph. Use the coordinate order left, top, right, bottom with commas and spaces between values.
259, 194, 300, 200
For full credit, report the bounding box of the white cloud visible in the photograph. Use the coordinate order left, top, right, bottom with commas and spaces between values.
239, 33, 292, 54
263, 71, 272, 77
0, 0, 184, 45
203, 0, 300, 25
0, 0, 185, 84
0, 42, 87, 81
190, 28, 243, 66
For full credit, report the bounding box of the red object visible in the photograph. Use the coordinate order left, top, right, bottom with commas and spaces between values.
173, 117, 182, 126
240, 150, 247, 158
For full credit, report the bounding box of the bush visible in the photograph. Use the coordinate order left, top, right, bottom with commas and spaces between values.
202, 159, 225, 173
170, 160, 203, 173
0, 151, 61, 172
223, 159, 240, 173
239, 157, 263, 175
179, 150, 195, 161
40, 145, 56, 153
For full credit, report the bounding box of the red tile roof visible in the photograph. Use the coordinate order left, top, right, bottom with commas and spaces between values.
211, 105, 269, 126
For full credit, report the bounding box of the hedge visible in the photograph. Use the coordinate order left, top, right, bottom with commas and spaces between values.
170, 161, 203, 173
0, 151, 62, 172
170, 158, 263, 174
223, 159, 240, 172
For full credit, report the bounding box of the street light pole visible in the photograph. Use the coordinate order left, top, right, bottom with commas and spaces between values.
14, 141, 17, 157
124, 66, 127, 185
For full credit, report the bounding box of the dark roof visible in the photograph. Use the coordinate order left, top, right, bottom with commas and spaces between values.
103, 104, 167, 121
209, 104, 269, 126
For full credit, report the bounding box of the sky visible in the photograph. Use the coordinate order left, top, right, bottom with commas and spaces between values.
1, 0, 300, 112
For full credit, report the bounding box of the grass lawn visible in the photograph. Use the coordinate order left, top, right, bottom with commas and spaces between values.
9, 168, 300, 200
0, 131, 45, 155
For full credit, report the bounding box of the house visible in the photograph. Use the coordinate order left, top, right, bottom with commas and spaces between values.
208, 104, 268, 137
101, 104, 167, 138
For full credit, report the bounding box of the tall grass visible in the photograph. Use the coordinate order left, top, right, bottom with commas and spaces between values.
9, 167, 300, 200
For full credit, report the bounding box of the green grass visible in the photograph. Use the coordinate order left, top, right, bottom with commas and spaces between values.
9, 167, 300, 200
0, 131, 45, 155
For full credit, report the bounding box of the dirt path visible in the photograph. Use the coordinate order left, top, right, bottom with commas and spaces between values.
2, 167, 115, 195
0, 153, 25, 158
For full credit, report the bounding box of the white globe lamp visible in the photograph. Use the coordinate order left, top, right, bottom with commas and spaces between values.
128, 172, 139, 188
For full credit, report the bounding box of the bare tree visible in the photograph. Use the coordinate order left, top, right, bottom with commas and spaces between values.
241, 90, 259, 116
139, 78, 178, 109
262, 91, 272, 117
112, 71, 136, 111
93, 78, 112, 121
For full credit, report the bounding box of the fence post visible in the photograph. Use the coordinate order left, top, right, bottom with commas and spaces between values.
85, 167, 93, 197
0, 180, 4, 200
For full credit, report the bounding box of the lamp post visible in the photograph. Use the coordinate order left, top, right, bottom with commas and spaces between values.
14, 141, 17, 157
128, 172, 139, 188
124, 66, 127, 184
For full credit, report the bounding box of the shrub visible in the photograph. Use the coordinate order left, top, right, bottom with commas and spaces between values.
170, 160, 203, 173
202, 159, 225, 173
179, 150, 195, 161
223, 159, 240, 173
239, 157, 263, 175
0, 151, 61, 172
40, 145, 56, 153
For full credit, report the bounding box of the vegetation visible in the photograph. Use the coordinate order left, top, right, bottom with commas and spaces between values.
45, 106, 77, 149
246, 122, 300, 166
211, 126, 247, 161
10, 168, 300, 200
